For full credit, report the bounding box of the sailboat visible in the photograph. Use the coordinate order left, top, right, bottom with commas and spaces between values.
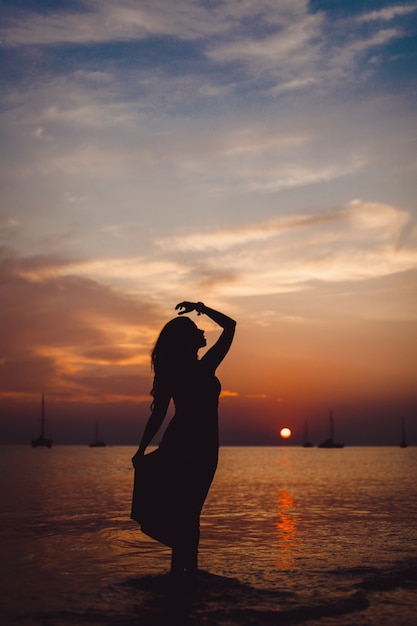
302, 420, 314, 447
31, 393, 52, 448
88, 422, 106, 447
400, 418, 408, 448
318, 410, 344, 448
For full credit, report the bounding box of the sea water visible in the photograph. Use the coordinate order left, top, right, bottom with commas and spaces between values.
1, 446, 416, 625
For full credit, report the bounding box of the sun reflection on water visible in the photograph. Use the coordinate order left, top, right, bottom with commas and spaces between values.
274, 490, 303, 570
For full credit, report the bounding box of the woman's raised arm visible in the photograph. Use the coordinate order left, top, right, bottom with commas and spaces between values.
131, 390, 171, 467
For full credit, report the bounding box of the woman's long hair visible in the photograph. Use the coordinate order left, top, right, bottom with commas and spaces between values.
150, 317, 198, 407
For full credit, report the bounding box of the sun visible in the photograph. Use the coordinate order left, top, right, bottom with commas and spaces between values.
280, 427, 292, 439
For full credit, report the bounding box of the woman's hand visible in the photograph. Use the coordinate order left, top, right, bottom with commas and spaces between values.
175, 301, 199, 315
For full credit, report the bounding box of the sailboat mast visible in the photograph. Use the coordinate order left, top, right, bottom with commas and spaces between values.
41, 393, 45, 437
329, 410, 334, 440
400, 417, 407, 448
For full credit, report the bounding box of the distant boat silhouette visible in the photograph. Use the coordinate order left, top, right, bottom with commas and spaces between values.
31, 393, 52, 448
318, 410, 344, 448
302, 420, 314, 447
400, 418, 407, 448
88, 422, 106, 447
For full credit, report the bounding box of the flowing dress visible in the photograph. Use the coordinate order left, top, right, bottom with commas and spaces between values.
131, 360, 221, 547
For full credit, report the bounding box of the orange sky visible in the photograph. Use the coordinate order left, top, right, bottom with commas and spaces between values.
1, 257, 416, 445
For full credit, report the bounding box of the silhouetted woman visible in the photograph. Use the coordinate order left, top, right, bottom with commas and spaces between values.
131, 301, 236, 577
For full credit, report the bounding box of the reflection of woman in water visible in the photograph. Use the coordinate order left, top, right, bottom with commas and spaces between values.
132, 301, 236, 577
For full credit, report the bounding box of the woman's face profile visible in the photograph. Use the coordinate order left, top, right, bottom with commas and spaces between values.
195, 327, 206, 349
183, 321, 206, 351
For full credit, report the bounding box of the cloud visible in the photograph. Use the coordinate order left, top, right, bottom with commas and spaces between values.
358, 4, 417, 23
0, 219, 19, 235
246, 394, 267, 399
15, 255, 192, 299
0, 0, 311, 46
350, 28, 400, 54
155, 200, 417, 296
17, 199, 416, 304
271, 77, 319, 95
322, 27, 403, 81
6, 197, 416, 305
3, 0, 292, 45
2, 0, 414, 212
156, 212, 341, 253
0, 73, 369, 198
0, 248, 164, 402
220, 390, 239, 398
1, 0, 413, 108
1, 2, 162, 46
13, 197, 415, 302
207, 12, 322, 71
204, 3, 407, 86
2, 57, 415, 286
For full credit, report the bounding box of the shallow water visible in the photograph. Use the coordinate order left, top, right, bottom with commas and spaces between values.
1, 446, 416, 625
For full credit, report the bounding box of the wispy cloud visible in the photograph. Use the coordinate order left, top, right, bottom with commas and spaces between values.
358, 4, 417, 23
271, 77, 319, 95
13, 200, 415, 300
3, 0, 408, 90
1, 2, 165, 46
207, 12, 322, 71
156, 212, 343, 253
0, 77, 371, 196
0, 0, 311, 46
155, 200, 416, 296
350, 28, 400, 53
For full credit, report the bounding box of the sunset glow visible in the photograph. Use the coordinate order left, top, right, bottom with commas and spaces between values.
280, 428, 292, 440
1, 1, 416, 445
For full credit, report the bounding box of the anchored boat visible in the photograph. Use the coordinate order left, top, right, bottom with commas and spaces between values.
302, 420, 314, 447
400, 418, 408, 448
88, 422, 106, 447
31, 393, 52, 448
318, 410, 344, 448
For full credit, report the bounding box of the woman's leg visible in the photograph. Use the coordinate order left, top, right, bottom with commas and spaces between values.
184, 520, 199, 575
170, 513, 200, 576
170, 546, 185, 576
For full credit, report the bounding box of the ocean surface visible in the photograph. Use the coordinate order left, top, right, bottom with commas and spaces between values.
1, 445, 416, 625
